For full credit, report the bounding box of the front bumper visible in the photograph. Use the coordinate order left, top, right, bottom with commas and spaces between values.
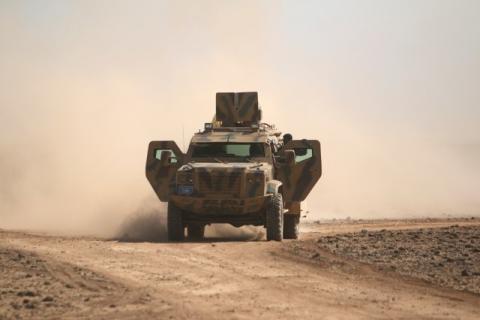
170, 194, 269, 215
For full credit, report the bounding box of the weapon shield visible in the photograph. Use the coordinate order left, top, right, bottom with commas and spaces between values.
215, 92, 261, 126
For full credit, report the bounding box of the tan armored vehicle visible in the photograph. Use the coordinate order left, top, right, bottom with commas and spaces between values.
146, 92, 322, 241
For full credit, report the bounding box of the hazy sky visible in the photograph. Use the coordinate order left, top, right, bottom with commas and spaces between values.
1, 0, 479, 232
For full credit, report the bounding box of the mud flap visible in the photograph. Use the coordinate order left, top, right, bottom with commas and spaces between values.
276, 140, 322, 202
146, 141, 184, 201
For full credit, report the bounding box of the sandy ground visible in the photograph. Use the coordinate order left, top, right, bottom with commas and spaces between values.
1, 218, 479, 319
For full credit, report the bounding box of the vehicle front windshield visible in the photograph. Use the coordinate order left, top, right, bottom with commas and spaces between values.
191, 143, 265, 161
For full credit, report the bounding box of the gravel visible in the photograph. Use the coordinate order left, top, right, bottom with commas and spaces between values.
316, 225, 480, 294
0, 246, 127, 319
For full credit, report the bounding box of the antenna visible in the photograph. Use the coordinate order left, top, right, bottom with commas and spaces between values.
182, 124, 185, 152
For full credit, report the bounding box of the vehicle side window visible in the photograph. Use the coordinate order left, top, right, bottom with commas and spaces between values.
294, 148, 313, 163
154, 149, 178, 163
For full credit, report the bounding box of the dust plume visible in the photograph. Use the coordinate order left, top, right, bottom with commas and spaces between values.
1, 1, 479, 236
114, 200, 263, 242
115, 197, 167, 242
206, 225, 264, 241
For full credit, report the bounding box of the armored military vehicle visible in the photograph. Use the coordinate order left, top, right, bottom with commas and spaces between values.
146, 92, 322, 241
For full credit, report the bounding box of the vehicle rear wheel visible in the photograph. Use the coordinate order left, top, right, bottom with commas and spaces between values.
187, 224, 205, 240
283, 215, 300, 239
167, 202, 184, 241
266, 193, 283, 241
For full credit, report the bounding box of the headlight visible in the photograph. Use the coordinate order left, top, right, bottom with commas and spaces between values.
176, 171, 194, 195
246, 171, 265, 196
247, 171, 264, 183
177, 172, 193, 184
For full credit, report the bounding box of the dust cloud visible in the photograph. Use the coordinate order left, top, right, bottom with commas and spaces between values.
206, 225, 264, 241
115, 197, 167, 242
1, 1, 479, 236
114, 198, 263, 242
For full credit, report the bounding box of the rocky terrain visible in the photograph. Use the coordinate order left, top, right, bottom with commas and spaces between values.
0, 245, 151, 319
315, 224, 480, 294
1, 219, 479, 319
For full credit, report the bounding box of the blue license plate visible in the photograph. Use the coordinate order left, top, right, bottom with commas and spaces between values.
177, 185, 193, 195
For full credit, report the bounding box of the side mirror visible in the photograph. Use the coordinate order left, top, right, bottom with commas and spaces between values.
284, 150, 296, 167
160, 150, 171, 166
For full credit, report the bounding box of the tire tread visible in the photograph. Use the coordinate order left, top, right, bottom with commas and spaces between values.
266, 193, 283, 241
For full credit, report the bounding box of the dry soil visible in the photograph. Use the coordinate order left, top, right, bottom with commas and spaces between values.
1, 218, 479, 319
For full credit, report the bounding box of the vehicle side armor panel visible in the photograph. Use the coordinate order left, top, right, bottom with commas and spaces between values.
146, 141, 184, 201
276, 140, 322, 202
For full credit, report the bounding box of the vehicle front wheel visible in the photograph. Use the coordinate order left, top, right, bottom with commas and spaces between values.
266, 193, 283, 241
167, 202, 185, 241
283, 215, 300, 239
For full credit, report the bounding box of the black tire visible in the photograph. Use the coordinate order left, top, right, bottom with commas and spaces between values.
266, 193, 283, 241
167, 202, 184, 241
283, 215, 300, 239
187, 224, 205, 240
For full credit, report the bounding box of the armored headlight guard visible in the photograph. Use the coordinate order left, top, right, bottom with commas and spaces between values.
177, 172, 193, 184
247, 171, 265, 184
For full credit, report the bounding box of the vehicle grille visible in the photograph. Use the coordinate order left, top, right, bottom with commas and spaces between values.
197, 172, 241, 194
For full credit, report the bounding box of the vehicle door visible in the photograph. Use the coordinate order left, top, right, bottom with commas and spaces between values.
146, 141, 184, 201
276, 140, 322, 202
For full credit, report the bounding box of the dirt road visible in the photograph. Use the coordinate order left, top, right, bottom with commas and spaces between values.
1, 218, 479, 319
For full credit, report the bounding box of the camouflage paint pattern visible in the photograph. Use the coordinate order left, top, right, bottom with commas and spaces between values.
276, 140, 322, 202
145, 92, 322, 225
171, 195, 268, 215
145, 141, 184, 201
216, 92, 261, 126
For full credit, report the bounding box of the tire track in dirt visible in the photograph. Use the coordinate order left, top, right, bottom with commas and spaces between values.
1, 218, 479, 319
